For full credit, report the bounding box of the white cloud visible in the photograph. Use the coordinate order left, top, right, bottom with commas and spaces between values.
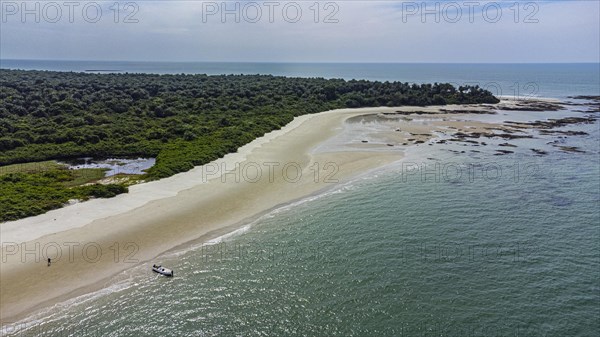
1, 0, 598, 62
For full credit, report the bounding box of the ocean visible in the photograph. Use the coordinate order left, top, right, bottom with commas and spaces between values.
1, 62, 599, 336
2, 60, 599, 99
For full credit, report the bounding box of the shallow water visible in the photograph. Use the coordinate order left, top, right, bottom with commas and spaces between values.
61, 158, 156, 177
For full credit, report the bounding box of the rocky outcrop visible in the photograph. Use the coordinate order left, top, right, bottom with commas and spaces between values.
554, 146, 585, 153
530, 149, 548, 155
567, 95, 600, 102
496, 100, 564, 111
505, 116, 596, 130
538, 130, 589, 136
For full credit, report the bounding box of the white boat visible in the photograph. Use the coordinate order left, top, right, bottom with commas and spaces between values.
152, 264, 173, 277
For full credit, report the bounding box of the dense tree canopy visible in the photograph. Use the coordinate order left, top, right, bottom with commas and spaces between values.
0, 69, 500, 221
0, 69, 499, 178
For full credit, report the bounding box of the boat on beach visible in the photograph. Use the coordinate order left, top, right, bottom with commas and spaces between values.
152, 264, 174, 277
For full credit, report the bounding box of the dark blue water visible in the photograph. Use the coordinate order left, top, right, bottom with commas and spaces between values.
2, 60, 599, 99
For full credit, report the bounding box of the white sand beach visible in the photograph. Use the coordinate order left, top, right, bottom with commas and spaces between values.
0, 102, 531, 322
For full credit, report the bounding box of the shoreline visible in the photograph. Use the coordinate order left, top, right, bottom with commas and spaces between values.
0, 109, 334, 245
1, 98, 594, 324
1, 105, 410, 322
4, 158, 399, 329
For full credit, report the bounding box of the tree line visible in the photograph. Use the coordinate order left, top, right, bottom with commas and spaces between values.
0, 69, 499, 179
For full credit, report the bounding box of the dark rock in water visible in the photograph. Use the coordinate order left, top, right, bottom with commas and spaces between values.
530, 149, 548, 155
465, 140, 480, 144
538, 130, 589, 136
361, 140, 368, 143
387, 144, 394, 147
555, 145, 586, 153
499, 143, 517, 147
450, 139, 479, 144
495, 149, 514, 155
415, 140, 425, 144
567, 95, 600, 102
545, 117, 596, 127
582, 106, 600, 113
454, 132, 483, 138
492, 134, 534, 140
481, 142, 487, 146
498, 101, 564, 111
509, 116, 595, 131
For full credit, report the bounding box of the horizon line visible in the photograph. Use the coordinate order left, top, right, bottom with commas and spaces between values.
2, 58, 599, 65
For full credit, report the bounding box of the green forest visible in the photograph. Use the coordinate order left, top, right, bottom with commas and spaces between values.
0, 69, 499, 221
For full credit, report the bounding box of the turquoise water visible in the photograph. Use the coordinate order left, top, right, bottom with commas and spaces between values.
1, 63, 598, 336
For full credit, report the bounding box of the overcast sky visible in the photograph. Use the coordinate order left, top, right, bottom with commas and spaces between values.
1, 0, 598, 62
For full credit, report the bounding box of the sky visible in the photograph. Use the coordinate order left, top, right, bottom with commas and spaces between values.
0, 0, 599, 63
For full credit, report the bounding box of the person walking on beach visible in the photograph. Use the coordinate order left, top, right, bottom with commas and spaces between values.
48, 258, 51, 267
